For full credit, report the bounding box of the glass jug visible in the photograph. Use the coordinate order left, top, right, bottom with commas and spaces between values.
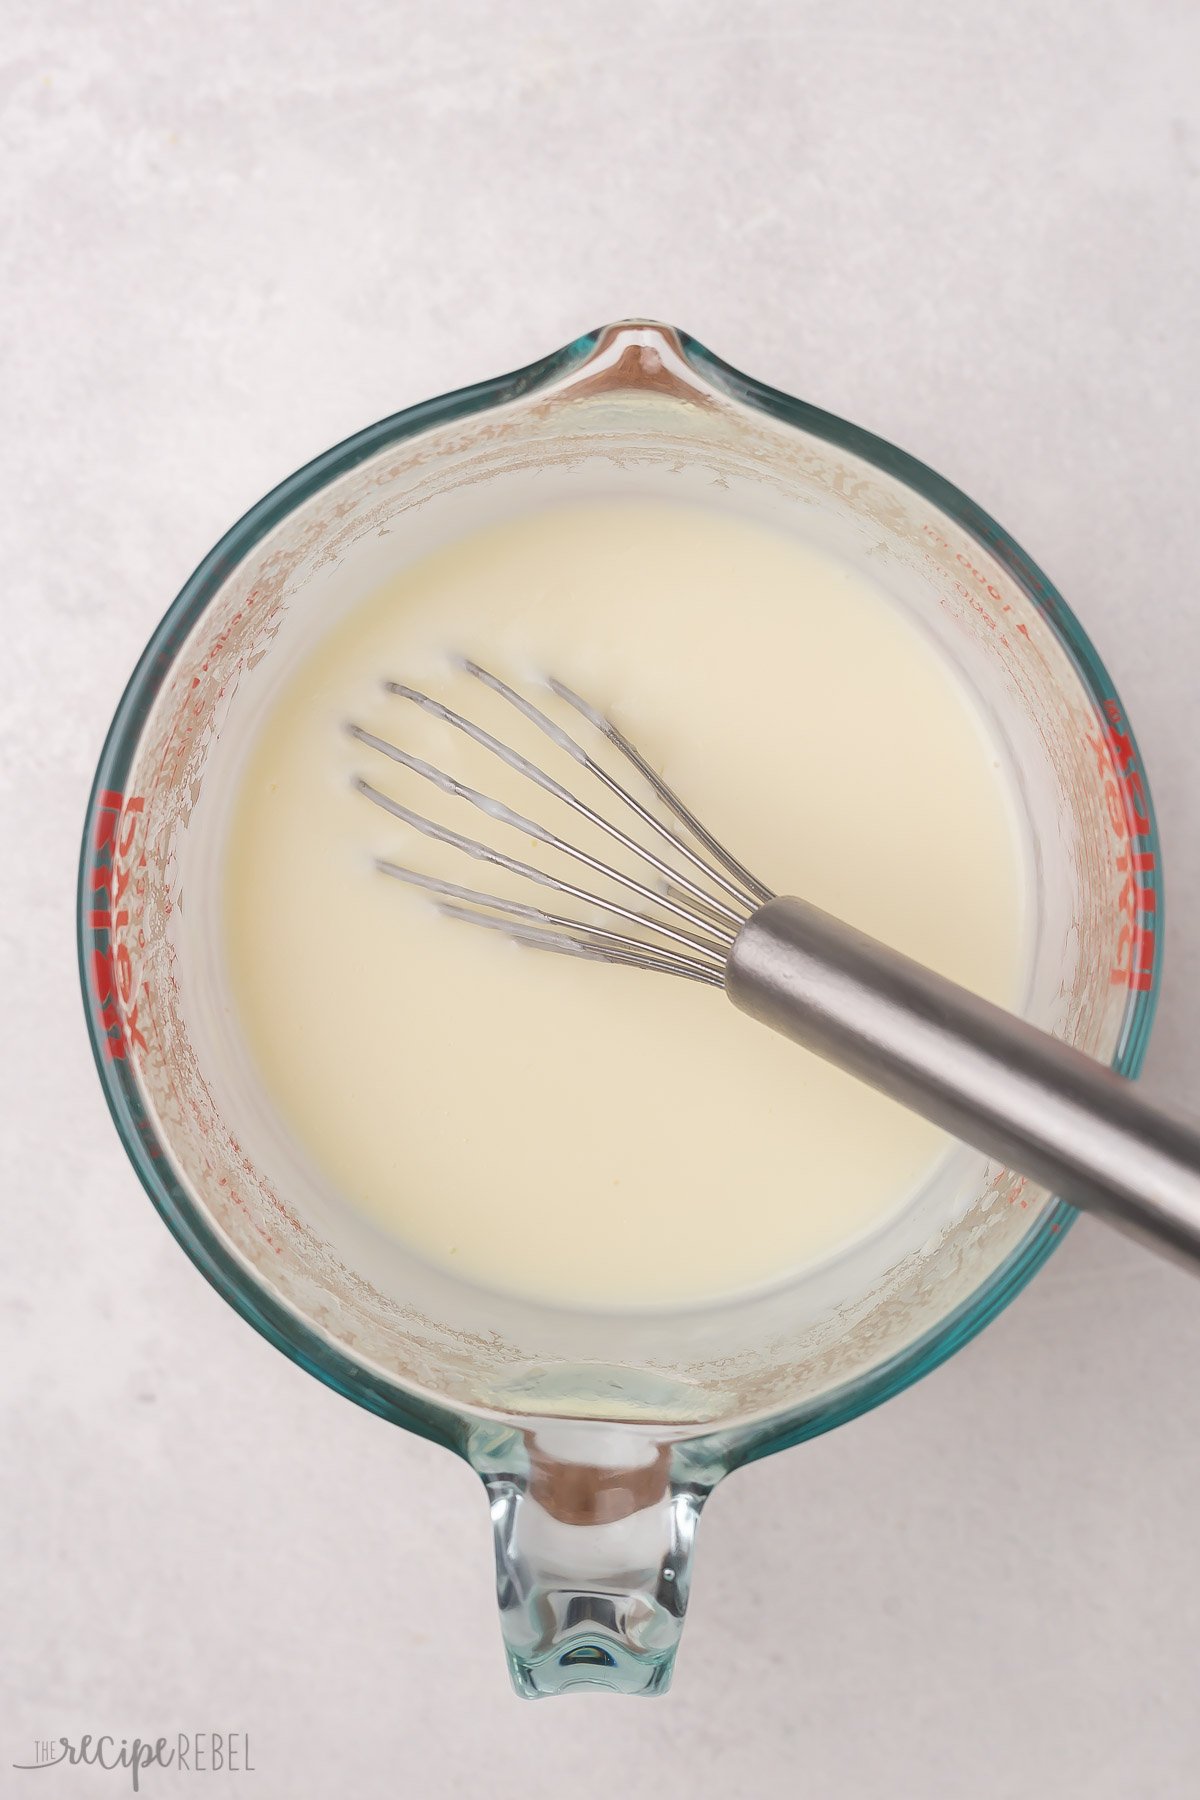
78, 322, 1161, 1696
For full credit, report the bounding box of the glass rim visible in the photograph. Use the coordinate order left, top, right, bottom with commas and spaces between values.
77, 320, 1163, 1461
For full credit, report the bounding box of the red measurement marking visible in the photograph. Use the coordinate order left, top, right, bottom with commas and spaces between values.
89, 789, 149, 1059
921, 523, 1013, 639
1086, 709, 1157, 992
954, 547, 1005, 606
919, 518, 1156, 998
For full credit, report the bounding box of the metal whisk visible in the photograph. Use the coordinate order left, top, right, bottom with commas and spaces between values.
351, 660, 1200, 1273
349, 658, 771, 987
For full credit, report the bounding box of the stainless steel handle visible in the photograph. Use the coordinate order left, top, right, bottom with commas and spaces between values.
727, 895, 1200, 1270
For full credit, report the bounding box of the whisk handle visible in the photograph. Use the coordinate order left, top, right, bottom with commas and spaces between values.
727, 895, 1200, 1271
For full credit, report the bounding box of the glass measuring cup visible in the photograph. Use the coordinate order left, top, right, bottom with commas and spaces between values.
78, 321, 1161, 1696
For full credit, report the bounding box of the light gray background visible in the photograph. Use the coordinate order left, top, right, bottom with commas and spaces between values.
4, 2, 1199, 1795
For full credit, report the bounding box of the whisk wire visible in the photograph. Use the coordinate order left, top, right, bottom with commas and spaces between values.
374, 856, 729, 967
546, 677, 774, 907
458, 659, 764, 916
382, 678, 748, 927
352, 745, 738, 951
436, 904, 725, 985
350, 663, 774, 980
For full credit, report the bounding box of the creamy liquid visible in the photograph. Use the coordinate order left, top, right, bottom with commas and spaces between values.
223, 500, 1028, 1309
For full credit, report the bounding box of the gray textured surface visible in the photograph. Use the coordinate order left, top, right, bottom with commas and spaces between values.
4, 1, 1200, 1794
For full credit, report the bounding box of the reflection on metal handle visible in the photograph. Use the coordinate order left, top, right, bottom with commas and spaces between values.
727, 895, 1200, 1271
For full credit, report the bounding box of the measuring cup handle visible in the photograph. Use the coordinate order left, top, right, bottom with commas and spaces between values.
728, 895, 1200, 1271
468, 1426, 710, 1697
